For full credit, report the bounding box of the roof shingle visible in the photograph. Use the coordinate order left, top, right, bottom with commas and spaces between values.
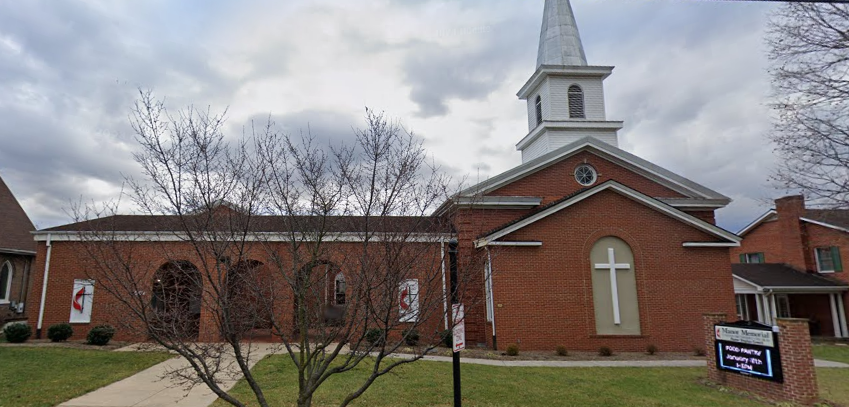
0, 175, 36, 253
732, 263, 848, 289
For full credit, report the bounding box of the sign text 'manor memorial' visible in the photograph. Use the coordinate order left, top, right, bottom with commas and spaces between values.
714, 322, 782, 383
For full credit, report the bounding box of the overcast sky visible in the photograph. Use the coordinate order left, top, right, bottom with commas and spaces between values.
0, 0, 782, 232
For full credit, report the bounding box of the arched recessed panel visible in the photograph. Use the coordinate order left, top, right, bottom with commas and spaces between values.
151, 261, 202, 339
590, 236, 640, 335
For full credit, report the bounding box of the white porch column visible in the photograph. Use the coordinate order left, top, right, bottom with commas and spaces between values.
838, 294, 849, 338
830, 294, 843, 338
769, 295, 778, 326
754, 293, 764, 323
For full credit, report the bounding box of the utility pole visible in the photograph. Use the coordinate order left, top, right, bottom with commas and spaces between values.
448, 239, 461, 407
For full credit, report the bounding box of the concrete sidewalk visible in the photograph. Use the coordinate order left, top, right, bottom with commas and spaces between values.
57, 346, 849, 407
59, 344, 278, 407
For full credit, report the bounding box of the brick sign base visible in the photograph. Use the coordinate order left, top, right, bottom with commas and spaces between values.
703, 314, 818, 405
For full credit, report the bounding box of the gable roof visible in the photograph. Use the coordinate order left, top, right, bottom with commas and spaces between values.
474, 180, 740, 248
0, 175, 36, 254
732, 263, 848, 292
456, 137, 730, 204
739, 207, 849, 236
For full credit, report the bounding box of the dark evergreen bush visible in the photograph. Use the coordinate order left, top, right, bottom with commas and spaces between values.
401, 328, 420, 346
86, 325, 115, 346
47, 323, 74, 342
506, 343, 519, 356
364, 328, 385, 346
598, 346, 613, 357
3, 323, 32, 343
646, 344, 658, 355
555, 345, 568, 356
439, 329, 452, 348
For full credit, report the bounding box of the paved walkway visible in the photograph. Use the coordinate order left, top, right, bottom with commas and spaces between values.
59, 344, 278, 407
58, 345, 849, 407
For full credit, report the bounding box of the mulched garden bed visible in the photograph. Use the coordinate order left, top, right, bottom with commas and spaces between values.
0, 339, 130, 351
411, 346, 706, 361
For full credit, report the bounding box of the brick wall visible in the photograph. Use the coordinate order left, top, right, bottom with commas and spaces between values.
478, 190, 734, 352
704, 314, 819, 405
0, 253, 32, 319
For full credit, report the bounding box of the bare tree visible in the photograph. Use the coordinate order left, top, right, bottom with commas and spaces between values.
72, 90, 482, 407
768, 3, 849, 206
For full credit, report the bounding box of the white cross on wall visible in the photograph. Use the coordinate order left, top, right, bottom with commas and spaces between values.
594, 248, 631, 325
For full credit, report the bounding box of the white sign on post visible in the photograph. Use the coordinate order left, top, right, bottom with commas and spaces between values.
452, 303, 465, 352
399, 279, 419, 322
69, 279, 95, 324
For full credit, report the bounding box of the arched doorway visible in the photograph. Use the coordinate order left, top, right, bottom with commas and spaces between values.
151, 261, 203, 340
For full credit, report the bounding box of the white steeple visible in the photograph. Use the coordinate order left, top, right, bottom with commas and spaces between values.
516, 0, 623, 163
537, 0, 587, 67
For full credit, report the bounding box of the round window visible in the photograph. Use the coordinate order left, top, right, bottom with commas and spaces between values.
574, 164, 597, 186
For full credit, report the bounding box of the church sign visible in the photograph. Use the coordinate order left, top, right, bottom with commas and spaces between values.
714, 322, 782, 383
69, 279, 95, 324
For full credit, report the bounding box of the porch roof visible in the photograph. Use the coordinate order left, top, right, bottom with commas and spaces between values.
732, 263, 848, 293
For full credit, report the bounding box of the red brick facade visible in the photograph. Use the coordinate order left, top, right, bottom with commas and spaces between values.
27, 149, 737, 351
730, 195, 849, 338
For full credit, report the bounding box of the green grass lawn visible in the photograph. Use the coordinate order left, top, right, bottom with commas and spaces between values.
813, 344, 849, 364
0, 347, 173, 407
216, 356, 827, 407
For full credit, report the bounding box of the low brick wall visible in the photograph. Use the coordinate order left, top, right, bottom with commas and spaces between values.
704, 314, 818, 405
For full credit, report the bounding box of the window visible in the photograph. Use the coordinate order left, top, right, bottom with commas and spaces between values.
739, 253, 765, 264
574, 164, 597, 186
776, 294, 791, 318
0, 262, 11, 303
815, 247, 843, 273
535, 95, 543, 126
568, 85, 585, 119
735, 294, 750, 320
334, 273, 346, 305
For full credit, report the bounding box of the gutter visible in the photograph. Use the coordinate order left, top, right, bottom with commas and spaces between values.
35, 234, 52, 339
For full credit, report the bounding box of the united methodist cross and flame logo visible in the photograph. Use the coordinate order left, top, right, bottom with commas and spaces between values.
400, 286, 412, 310
73, 286, 87, 312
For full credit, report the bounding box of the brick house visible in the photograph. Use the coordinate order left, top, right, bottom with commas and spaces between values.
27, 0, 742, 351
730, 195, 849, 338
0, 174, 36, 326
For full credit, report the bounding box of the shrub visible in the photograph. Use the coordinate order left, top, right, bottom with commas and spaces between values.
506, 343, 519, 356
47, 323, 74, 342
646, 344, 658, 355
555, 345, 569, 357
364, 328, 385, 346
598, 346, 613, 357
693, 347, 706, 357
439, 329, 453, 348
86, 325, 116, 346
402, 328, 420, 346
4, 323, 32, 343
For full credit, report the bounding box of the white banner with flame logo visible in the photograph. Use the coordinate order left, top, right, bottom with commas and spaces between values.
398, 279, 419, 322
69, 279, 95, 324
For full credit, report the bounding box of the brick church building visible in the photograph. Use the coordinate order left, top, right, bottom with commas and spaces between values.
27, 0, 741, 352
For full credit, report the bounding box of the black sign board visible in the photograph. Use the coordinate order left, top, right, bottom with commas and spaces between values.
714, 321, 783, 383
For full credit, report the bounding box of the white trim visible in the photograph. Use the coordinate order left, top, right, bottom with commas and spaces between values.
769, 295, 778, 325
814, 247, 838, 273
517, 65, 614, 99
801, 217, 849, 234
483, 241, 543, 247
683, 242, 740, 247
457, 137, 730, 203
0, 261, 12, 303
737, 210, 776, 236
755, 294, 764, 323
474, 181, 739, 248
32, 231, 452, 243
0, 248, 37, 256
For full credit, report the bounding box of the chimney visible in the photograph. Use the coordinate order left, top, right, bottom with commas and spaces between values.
774, 195, 811, 271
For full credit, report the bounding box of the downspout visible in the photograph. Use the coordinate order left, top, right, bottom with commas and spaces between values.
36, 234, 52, 339
486, 247, 497, 350
441, 240, 448, 330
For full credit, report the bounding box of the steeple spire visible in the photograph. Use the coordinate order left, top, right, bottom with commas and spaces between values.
537, 0, 587, 67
